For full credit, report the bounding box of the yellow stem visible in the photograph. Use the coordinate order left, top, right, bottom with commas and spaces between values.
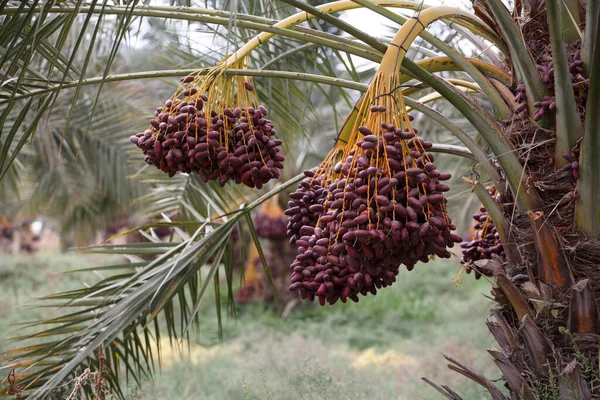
379, 6, 487, 77
400, 78, 480, 96
406, 86, 477, 111
404, 56, 510, 85
225, 1, 499, 67
334, 96, 365, 152
335, 72, 491, 151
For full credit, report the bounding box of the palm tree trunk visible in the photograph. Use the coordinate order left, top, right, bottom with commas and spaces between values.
428, 3, 600, 398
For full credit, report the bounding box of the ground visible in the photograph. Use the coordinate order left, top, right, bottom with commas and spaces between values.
0, 252, 499, 399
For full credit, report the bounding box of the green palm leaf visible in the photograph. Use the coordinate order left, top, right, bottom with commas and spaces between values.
0, 1, 535, 398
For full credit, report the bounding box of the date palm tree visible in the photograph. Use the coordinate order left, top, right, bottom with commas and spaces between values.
1, 0, 599, 399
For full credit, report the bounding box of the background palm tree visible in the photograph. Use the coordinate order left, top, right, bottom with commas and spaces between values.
1, 0, 599, 399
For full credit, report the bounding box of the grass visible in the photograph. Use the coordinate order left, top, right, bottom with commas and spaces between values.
0, 251, 500, 399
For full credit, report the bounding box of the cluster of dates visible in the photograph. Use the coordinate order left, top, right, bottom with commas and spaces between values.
254, 212, 288, 240
286, 109, 461, 305
460, 201, 505, 279
536, 52, 584, 89
285, 174, 327, 245
562, 137, 583, 181
1, 226, 13, 239
130, 81, 284, 188
514, 51, 586, 119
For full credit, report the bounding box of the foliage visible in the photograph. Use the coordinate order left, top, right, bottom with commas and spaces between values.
1, 0, 599, 398
0, 253, 494, 400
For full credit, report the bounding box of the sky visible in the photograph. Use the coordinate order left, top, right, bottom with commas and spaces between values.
337, 0, 481, 70
143, 0, 476, 47
131, 0, 484, 66
342, 0, 474, 37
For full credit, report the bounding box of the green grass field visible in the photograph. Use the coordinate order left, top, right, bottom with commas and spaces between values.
0, 252, 500, 399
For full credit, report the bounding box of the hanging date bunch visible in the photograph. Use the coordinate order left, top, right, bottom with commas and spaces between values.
285, 170, 328, 245
130, 57, 284, 188
254, 196, 288, 240
287, 70, 461, 306
460, 186, 505, 278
